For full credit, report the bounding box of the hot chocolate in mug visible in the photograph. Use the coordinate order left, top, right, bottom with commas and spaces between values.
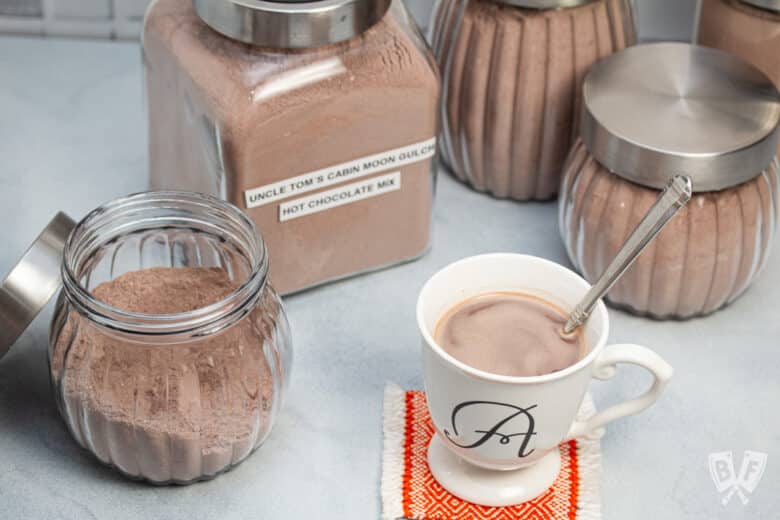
417, 254, 673, 506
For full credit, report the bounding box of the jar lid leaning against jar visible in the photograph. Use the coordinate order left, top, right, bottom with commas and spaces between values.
560, 42, 780, 319
0, 191, 293, 484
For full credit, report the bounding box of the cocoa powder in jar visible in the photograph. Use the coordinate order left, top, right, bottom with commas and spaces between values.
559, 43, 780, 319
50, 267, 277, 483
143, 0, 440, 294
431, 0, 634, 200
560, 139, 780, 318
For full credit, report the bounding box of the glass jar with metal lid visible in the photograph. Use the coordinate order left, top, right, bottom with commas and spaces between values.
428, 0, 635, 201
143, 0, 439, 295
698, 0, 780, 157
559, 43, 780, 319
0, 192, 292, 484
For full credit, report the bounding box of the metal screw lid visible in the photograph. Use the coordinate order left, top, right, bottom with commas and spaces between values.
193, 0, 392, 49
581, 42, 780, 192
740, 0, 780, 14
0, 212, 76, 359
491, 0, 595, 8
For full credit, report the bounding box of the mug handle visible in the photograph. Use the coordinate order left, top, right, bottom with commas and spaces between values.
566, 343, 674, 440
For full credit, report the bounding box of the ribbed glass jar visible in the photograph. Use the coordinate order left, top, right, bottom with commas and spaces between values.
429, 0, 635, 200
48, 192, 292, 484
698, 0, 780, 160
559, 139, 780, 319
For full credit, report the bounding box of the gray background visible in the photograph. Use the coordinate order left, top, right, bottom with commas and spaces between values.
0, 0, 700, 41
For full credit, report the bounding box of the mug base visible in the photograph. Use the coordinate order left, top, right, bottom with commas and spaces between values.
427, 434, 561, 507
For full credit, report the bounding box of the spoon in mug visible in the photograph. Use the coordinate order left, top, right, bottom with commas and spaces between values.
561, 175, 693, 336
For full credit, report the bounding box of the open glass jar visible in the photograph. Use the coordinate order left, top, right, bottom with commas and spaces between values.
143, 0, 440, 294
429, 0, 635, 200
559, 43, 780, 319
0, 192, 292, 484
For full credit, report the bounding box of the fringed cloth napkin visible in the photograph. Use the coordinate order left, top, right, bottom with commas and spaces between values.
381, 384, 602, 520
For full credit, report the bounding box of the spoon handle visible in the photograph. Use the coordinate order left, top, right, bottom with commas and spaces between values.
563, 175, 693, 335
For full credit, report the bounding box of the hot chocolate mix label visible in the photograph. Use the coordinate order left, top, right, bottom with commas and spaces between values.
244, 137, 435, 209
279, 172, 401, 222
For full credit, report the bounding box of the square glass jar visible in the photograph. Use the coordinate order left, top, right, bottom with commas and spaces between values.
143, 0, 440, 294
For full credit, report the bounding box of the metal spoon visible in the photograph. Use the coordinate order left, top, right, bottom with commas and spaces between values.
562, 175, 693, 336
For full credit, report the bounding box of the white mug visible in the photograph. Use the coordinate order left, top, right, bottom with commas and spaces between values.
417, 254, 673, 506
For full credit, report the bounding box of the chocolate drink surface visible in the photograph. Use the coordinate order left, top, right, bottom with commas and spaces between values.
434, 292, 584, 377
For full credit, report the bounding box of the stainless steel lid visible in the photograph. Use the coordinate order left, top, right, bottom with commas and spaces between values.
193, 0, 392, 48
492, 0, 595, 8
581, 42, 780, 192
0, 213, 76, 358
740, 0, 780, 14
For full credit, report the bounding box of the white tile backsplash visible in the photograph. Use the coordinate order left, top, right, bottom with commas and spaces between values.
47, 0, 111, 19
0, 15, 41, 34
0, 0, 145, 38
42, 18, 113, 37
113, 0, 149, 19
113, 19, 141, 39
0, 0, 42, 17
0, 0, 699, 41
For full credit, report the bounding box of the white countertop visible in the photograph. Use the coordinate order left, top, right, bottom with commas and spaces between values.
0, 36, 777, 520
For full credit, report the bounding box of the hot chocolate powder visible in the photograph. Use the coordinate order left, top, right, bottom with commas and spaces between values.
698, 0, 780, 158
50, 267, 275, 483
144, 0, 440, 294
431, 0, 633, 200
560, 139, 779, 318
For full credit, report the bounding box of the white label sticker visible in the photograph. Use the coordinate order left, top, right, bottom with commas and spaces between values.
245, 137, 435, 209
278, 172, 401, 222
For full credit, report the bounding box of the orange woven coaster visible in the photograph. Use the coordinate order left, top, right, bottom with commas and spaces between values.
381, 385, 602, 520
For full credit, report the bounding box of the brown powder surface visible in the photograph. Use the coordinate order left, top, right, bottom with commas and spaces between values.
432, 0, 634, 200
50, 268, 277, 483
560, 139, 779, 318
91, 267, 236, 314
144, 0, 440, 294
